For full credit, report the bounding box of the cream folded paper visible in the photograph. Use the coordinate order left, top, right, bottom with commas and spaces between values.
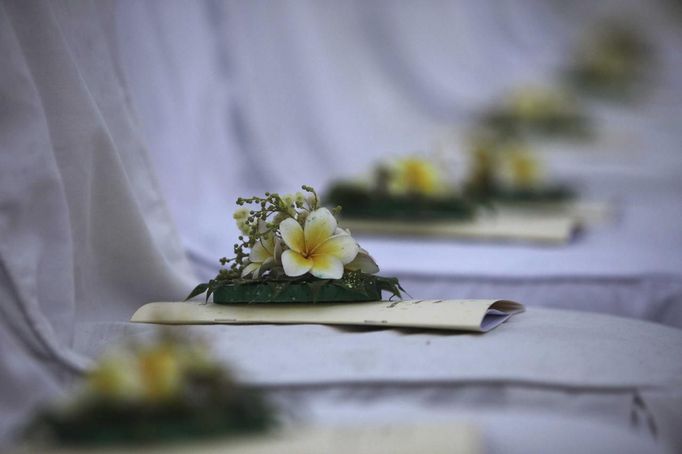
131, 299, 524, 333
500, 200, 614, 226
340, 212, 576, 244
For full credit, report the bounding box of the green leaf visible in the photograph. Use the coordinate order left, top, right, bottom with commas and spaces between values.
269, 281, 289, 301
308, 279, 330, 303
204, 279, 217, 303
185, 283, 209, 301
375, 275, 409, 301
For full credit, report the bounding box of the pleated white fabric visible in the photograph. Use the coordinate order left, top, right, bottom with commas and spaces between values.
0, 0, 196, 440
1, 0, 681, 450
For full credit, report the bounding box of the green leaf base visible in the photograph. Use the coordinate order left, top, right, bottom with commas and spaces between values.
324, 184, 475, 221
25, 380, 274, 447
213, 279, 381, 304
187, 272, 405, 304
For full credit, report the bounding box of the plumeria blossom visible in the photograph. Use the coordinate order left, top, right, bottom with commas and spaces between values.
87, 352, 144, 401
388, 157, 443, 196
334, 227, 380, 274
510, 87, 568, 120
86, 341, 211, 403
345, 247, 380, 274
499, 146, 543, 190
280, 208, 359, 279
242, 233, 282, 278
187, 187, 407, 303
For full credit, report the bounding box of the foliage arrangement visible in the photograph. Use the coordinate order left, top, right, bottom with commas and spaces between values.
25, 332, 274, 446
324, 156, 476, 222
188, 186, 405, 303
463, 137, 575, 204
566, 21, 652, 101
479, 87, 592, 141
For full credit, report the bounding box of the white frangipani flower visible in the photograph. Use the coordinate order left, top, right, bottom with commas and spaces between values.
499, 147, 543, 190
280, 208, 358, 279
345, 247, 380, 274
388, 156, 443, 196
333, 227, 380, 275
242, 234, 282, 278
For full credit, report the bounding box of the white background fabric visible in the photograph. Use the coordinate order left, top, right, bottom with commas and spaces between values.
113, 0, 682, 329
75, 309, 682, 451
0, 0, 196, 440
1, 0, 682, 451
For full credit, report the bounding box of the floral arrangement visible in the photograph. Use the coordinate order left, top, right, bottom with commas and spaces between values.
464, 137, 574, 203
566, 21, 652, 100
25, 332, 274, 446
189, 186, 405, 303
479, 87, 592, 140
384, 156, 445, 197
325, 157, 475, 221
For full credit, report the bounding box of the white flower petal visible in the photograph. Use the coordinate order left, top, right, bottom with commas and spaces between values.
281, 250, 313, 277
259, 257, 275, 274
310, 255, 344, 279
257, 220, 269, 234
304, 208, 337, 251
312, 234, 358, 265
273, 238, 283, 264
263, 235, 276, 255
305, 193, 317, 210
241, 262, 260, 278
334, 227, 351, 236
249, 241, 271, 264
279, 218, 305, 253
345, 249, 380, 274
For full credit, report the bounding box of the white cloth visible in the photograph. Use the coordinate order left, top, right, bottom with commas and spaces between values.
0, 0, 196, 441
2, 0, 682, 450
75, 308, 682, 451
110, 0, 682, 329
356, 200, 682, 327
121, 0, 681, 264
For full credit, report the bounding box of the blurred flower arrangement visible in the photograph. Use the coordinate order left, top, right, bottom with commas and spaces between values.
463, 135, 574, 203
325, 155, 475, 221
325, 144, 574, 224
189, 185, 404, 303
479, 87, 592, 141
25, 332, 274, 447
566, 21, 652, 101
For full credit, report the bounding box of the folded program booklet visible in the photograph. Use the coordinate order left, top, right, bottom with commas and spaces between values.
500, 200, 614, 226
131, 299, 524, 333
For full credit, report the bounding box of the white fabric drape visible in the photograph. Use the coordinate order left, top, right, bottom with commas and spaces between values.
76, 308, 682, 451
0, 0, 196, 440
114, 0, 682, 272
1, 0, 682, 447
110, 0, 682, 328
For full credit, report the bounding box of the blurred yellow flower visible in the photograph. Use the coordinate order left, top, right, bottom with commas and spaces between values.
509, 87, 572, 121
138, 346, 182, 401
84, 337, 216, 403
87, 354, 142, 400
501, 147, 542, 189
389, 157, 442, 196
